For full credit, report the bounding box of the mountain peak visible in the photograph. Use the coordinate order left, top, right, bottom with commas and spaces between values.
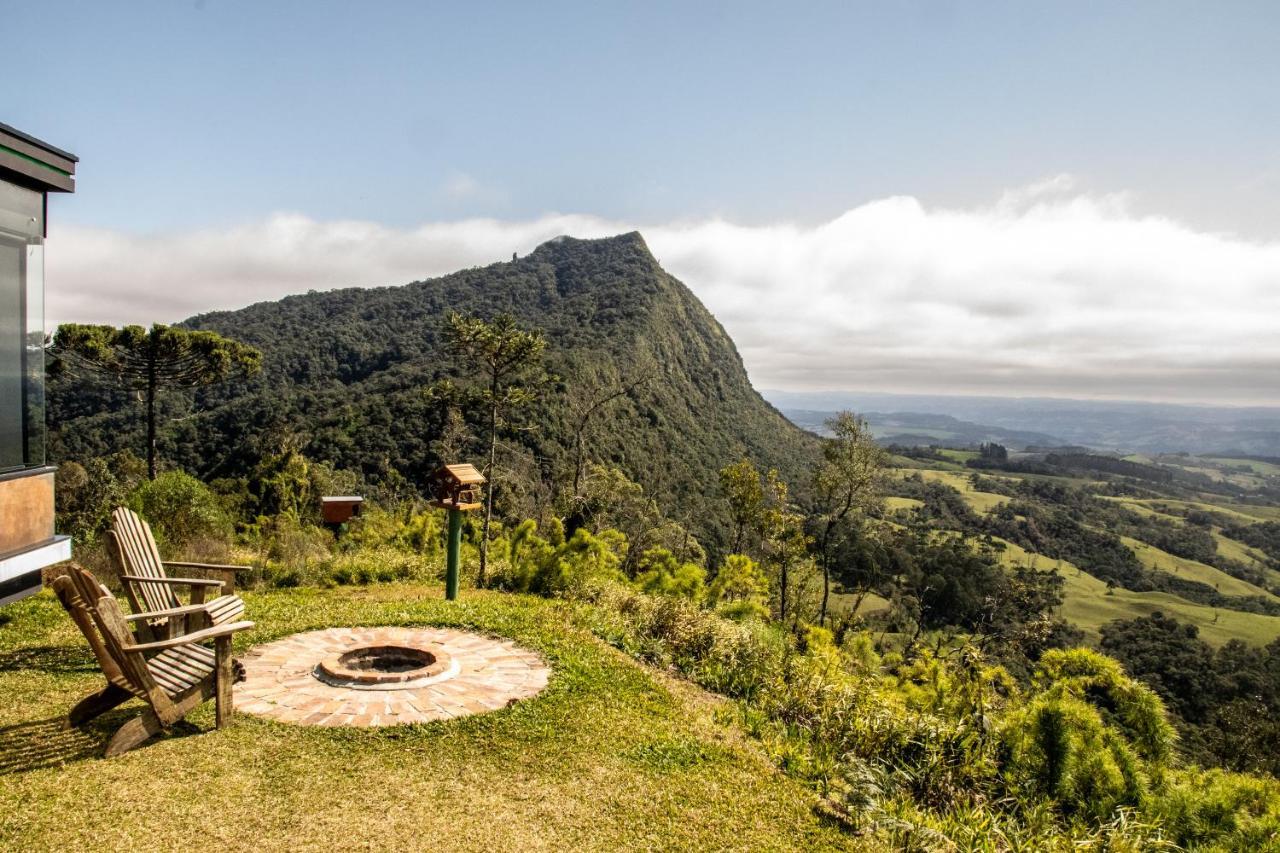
529, 231, 656, 264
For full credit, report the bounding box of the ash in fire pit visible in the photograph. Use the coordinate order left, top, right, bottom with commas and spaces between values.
316, 643, 456, 689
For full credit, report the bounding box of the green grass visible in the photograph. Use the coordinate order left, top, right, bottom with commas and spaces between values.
884, 496, 924, 512
1119, 535, 1279, 602
0, 584, 859, 852
827, 589, 891, 617
1118, 498, 1278, 524
890, 468, 1009, 514
1212, 530, 1271, 567
1097, 496, 1187, 525
988, 537, 1280, 647
1202, 457, 1280, 477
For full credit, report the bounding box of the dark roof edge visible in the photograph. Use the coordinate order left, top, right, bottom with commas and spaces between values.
0, 122, 78, 162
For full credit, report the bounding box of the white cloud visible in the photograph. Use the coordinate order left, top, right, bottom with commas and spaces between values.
44, 180, 1280, 405
438, 171, 506, 206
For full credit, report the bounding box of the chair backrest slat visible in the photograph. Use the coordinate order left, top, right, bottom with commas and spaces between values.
53, 566, 156, 696
52, 574, 126, 686
109, 507, 179, 613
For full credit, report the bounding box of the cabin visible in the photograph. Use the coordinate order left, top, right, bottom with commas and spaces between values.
427, 463, 485, 511
0, 122, 77, 605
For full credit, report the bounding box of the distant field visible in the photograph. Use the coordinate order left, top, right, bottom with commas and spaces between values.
1202, 456, 1280, 477
1119, 535, 1278, 601
1060, 570, 1280, 648
988, 536, 1280, 647
1116, 498, 1274, 524
881, 455, 1280, 647
884, 496, 924, 511
936, 448, 978, 463
1212, 529, 1272, 567
828, 589, 891, 618
891, 469, 1009, 514
1097, 496, 1186, 525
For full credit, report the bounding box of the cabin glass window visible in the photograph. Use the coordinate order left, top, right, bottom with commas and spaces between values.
0, 181, 44, 473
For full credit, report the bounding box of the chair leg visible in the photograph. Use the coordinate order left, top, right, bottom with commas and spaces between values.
66, 683, 132, 728
215, 635, 233, 728
105, 709, 164, 757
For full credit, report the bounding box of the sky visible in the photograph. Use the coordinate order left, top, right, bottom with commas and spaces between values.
5, 1, 1280, 405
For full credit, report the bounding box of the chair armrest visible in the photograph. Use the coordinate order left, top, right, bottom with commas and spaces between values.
122, 602, 214, 621
120, 575, 225, 588
123, 621, 255, 653
164, 561, 256, 573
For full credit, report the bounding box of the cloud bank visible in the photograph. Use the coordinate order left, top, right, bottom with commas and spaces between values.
46, 179, 1280, 405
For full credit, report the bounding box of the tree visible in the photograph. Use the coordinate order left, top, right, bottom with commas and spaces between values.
720, 457, 766, 556
566, 368, 652, 524
442, 313, 547, 585
812, 411, 886, 625
50, 324, 261, 479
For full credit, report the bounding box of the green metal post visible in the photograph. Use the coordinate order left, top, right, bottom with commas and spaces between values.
446, 507, 462, 600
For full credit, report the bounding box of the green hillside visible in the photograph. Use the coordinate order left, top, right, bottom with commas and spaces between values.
47, 233, 818, 553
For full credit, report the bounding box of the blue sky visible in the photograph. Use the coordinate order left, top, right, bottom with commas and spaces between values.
5, 2, 1280, 403
9, 1, 1280, 234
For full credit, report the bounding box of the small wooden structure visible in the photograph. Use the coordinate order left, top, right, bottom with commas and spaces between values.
51, 564, 253, 756
428, 464, 486, 601
428, 464, 485, 510
321, 496, 364, 525
107, 507, 249, 642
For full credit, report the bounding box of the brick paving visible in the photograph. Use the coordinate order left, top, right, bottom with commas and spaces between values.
234, 627, 550, 727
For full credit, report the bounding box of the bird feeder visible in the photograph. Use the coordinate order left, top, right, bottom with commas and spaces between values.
428, 464, 486, 600
320, 496, 364, 534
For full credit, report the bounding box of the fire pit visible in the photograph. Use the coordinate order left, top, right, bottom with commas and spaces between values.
236, 627, 550, 726
316, 643, 456, 689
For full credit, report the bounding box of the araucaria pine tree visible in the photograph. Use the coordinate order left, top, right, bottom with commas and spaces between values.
443, 313, 548, 585
51, 323, 261, 479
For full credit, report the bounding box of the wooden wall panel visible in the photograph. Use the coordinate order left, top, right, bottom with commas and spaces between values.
0, 472, 54, 555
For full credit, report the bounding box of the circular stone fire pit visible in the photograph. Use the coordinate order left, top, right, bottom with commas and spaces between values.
235, 627, 549, 727
316, 644, 456, 689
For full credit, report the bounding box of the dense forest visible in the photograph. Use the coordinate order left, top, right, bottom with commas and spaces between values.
48, 233, 817, 560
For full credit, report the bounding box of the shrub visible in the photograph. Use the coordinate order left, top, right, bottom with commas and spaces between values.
127, 471, 232, 550
634, 547, 706, 601
707, 554, 770, 621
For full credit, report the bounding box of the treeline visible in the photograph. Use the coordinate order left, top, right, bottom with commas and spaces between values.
1101, 612, 1280, 777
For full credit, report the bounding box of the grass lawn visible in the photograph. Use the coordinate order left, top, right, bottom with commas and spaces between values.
0, 584, 859, 852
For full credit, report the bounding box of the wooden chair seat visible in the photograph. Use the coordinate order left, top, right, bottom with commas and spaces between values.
147, 644, 217, 696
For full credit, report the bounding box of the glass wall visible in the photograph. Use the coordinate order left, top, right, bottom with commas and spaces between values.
0, 181, 44, 473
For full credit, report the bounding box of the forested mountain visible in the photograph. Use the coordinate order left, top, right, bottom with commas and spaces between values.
47, 232, 818, 552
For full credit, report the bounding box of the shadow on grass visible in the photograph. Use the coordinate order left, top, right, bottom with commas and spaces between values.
0, 716, 106, 775
0, 708, 208, 775
0, 645, 97, 675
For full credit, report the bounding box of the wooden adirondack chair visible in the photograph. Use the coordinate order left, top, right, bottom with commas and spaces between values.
107, 506, 251, 642
51, 564, 254, 756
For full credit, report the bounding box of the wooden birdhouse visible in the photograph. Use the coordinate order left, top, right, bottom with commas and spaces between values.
428, 464, 485, 511
321, 496, 364, 525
